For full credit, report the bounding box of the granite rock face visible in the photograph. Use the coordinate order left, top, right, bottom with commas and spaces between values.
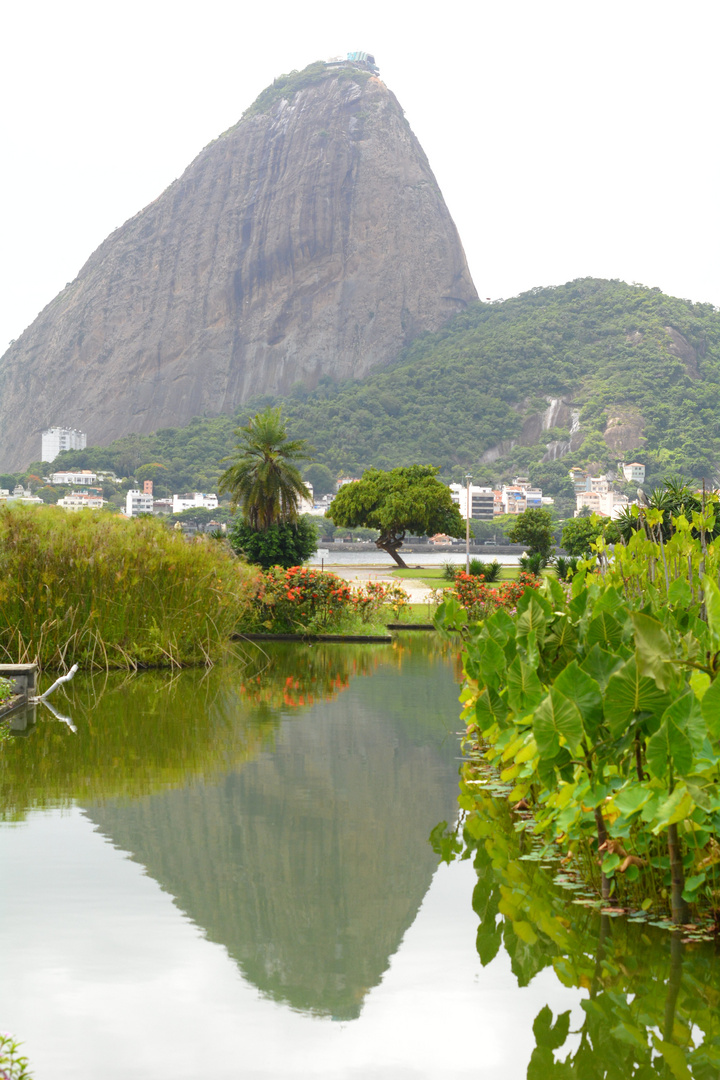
0, 65, 476, 469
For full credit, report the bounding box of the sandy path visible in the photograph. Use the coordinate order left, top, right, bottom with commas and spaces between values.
322, 564, 439, 604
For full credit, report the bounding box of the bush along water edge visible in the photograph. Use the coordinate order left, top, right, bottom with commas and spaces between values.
435, 496, 720, 926
239, 566, 410, 634
0, 505, 257, 670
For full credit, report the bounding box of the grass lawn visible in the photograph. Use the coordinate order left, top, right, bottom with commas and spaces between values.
390, 566, 560, 585
386, 602, 441, 625
389, 566, 534, 584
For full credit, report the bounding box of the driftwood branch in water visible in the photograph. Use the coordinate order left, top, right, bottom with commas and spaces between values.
30, 664, 79, 703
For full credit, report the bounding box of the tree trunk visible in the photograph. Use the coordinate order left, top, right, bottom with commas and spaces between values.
668, 823, 690, 925
377, 541, 408, 569
663, 932, 684, 1042
594, 807, 614, 905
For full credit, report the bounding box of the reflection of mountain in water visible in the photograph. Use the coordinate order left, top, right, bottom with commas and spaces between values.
86, 650, 461, 1019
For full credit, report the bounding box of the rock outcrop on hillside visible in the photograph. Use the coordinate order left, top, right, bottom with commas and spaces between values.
0, 63, 477, 470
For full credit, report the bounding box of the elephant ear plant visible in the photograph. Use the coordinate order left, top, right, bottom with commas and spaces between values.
437, 497, 720, 924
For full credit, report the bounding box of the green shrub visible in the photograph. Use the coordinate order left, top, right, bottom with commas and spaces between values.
241, 566, 354, 633
440, 495, 720, 923
229, 518, 317, 569
442, 561, 458, 581
518, 552, 546, 576
468, 558, 502, 582
0, 505, 256, 669
555, 554, 579, 581
0, 676, 13, 705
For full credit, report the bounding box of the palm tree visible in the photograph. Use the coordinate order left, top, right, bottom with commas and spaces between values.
219, 407, 313, 529
615, 475, 720, 543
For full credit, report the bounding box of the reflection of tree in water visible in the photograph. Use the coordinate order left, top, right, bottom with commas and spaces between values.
0, 664, 277, 817
85, 640, 462, 1019
0, 637, 456, 818
435, 775, 720, 1078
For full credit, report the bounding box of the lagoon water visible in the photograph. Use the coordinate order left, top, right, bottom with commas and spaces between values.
308, 550, 524, 567
1, 638, 715, 1078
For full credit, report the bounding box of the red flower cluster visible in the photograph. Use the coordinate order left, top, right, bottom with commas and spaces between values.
247, 566, 355, 632
452, 570, 540, 620
245, 566, 411, 632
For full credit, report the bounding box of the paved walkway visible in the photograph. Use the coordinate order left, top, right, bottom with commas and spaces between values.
323, 564, 438, 604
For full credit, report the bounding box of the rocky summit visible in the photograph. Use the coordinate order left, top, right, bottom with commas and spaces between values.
0, 61, 476, 470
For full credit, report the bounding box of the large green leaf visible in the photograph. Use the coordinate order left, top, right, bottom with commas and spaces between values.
651, 785, 695, 833
668, 576, 692, 607
434, 595, 467, 632
466, 637, 507, 689
516, 596, 547, 645
543, 575, 567, 609
533, 687, 584, 758
507, 657, 543, 717
630, 612, 675, 691
613, 784, 654, 818
516, 588, 552, 620
703, 575, 720, 648
475, 686, 509, 730
553, 662, 603, 736
485, 608, 516, 642
646, 717, 693, 779
544, 615, 578, 657
580, 643, 623, 690
585, 611, 624, 650
651, 1036, 692, 1080
701, 677, 720, 740
604, 658, 672, 736
663, 690, 706, 753
532, 1005, 571, 1051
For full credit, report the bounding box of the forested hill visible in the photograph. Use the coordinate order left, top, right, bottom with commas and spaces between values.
28, 278, 720, 499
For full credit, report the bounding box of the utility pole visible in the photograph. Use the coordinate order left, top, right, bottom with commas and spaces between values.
465, 474, 472, 574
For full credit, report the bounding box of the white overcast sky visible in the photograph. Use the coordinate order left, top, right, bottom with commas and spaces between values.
1, 0, 718, 356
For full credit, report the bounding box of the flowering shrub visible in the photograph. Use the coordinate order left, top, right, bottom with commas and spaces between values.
241, 568, 411, 632
451, 571, 540, 620
359, 581, 410, 620
243, 566, 354, 632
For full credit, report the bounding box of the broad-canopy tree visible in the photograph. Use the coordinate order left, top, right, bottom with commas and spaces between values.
326, 465, 464, 568
506, 508, 555, 560
561, 515, 621, 556
219, 407, 316, 567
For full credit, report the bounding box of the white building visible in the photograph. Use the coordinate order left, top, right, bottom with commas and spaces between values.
449, 483, 495, 521
623, 462, 645, 484
126, 489, 154, 516
575, 490, 629, 519
57, 492, 105, 511
298, 483, 314, 515
51, 470, 97, 486
171, 492, 219, 514
0, 486, 43, 505
41, 427, 87, 463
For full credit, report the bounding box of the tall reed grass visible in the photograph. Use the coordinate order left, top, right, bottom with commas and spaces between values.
0, 506, 256, 670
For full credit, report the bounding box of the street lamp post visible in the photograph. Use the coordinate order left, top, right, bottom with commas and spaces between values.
465, 474, 472, 574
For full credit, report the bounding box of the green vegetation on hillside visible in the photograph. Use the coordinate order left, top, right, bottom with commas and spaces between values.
20, 279, 720, 503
